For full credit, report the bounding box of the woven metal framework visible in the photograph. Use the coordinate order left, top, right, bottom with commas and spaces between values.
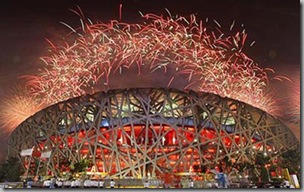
7, 88, 299, 178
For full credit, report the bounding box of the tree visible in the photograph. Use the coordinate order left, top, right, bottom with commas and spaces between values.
0, 164, 5, 181
260, 166, 270, 183
70, 159, 91, 174
255, 152, 271, 184
248, 166, 259, 183
0, 157, 23, 182
255, 152, 270, 166
223, 156, 232, 168
279, 149, 300, 178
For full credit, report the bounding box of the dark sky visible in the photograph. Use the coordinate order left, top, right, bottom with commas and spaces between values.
0, 0, 301, 162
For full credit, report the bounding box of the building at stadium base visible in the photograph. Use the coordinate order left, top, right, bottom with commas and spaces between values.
7, 88, 299, 179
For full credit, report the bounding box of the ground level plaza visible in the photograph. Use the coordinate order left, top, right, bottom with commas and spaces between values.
0, 177, 297, 189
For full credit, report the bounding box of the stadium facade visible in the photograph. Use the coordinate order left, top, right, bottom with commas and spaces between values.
7, 88, 299, 178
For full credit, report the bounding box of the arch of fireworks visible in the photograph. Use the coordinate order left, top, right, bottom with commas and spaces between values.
24, 12, 281, 114
1, 12, 287, 134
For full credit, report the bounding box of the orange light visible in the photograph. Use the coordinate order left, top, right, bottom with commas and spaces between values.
207, 149, 215, 153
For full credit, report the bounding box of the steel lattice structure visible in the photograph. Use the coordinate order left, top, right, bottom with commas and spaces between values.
7, 88, 299, 178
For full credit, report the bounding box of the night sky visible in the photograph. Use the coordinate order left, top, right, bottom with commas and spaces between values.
0, 0, 301, 163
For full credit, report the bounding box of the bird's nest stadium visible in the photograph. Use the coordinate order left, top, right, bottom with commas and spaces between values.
7, 88, 299, 178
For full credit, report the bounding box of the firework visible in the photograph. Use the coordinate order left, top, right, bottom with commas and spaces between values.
284, 78, 300, 126
2, 11, 285, 132
0, 87, 45, 134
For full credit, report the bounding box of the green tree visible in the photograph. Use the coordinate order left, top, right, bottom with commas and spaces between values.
0, 164, 5, 181
255, 152, 270, 166
70, 159, 91, 174
0, 157, 23, 182
260, 166, 270, 183
279, 149, 300, 178
248, 166, 259, 183
255, 152, 271, 184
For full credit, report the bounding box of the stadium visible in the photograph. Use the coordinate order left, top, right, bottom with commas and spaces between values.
7, 88, 299, 178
